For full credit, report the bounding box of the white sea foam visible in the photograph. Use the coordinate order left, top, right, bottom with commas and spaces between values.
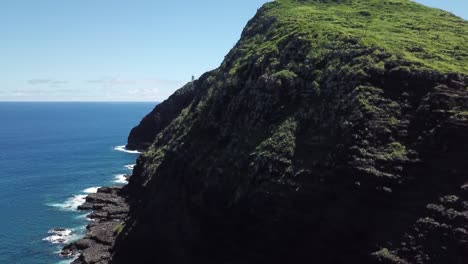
124, 164, 136, 170
114, 174, 128, 184
42, 228, 76, 244
114, 145, 141, 154
75, 213, 91, 220
48, 194, 87, 211
57, 258, 77, 264
83, 186, 100, 194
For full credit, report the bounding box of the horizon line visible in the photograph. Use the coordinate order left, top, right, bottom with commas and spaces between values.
0, 100, 159, 103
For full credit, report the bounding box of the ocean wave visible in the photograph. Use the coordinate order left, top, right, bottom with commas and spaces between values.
57, 258, 77, 264
48, 194, 87, 211
42, 228, 77, 245
124, 164, 136, 170
114, 174, 128, 184
75, 213, 92, 221
83, 186, 100, 194
114, 145, 141, 154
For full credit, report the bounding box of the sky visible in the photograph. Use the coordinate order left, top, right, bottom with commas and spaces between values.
0, 0, 466, 102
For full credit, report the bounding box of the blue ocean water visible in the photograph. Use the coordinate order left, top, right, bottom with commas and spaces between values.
0, 102, 154, 264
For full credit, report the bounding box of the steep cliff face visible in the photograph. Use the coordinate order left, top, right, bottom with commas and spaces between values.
118, 0, 467, 263
126, 82, 195, 151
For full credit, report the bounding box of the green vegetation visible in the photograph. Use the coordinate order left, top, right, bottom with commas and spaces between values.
122, 1, 467, 262
357, 85, 384, 113
383, 142, 408, 160
372, 248, 407, 263
137, 0, 466, 181
255, 117, 298, 159
113, 223, 125, 235
231, 0, 467, 74
274, 69, 298, 80
456, 111, 468, 119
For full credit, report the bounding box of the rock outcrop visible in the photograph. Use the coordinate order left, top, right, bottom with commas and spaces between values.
62, 187, 129, 264
113, 0, 467, 263
126, 83, 196, 151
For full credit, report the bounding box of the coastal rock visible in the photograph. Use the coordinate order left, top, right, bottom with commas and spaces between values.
62, 186, 128, 264
114, 1, 467, 263
73, 243, 111, 264
88, 221, 121, 245
126, 83, 196, 151
78, 187, 128, 216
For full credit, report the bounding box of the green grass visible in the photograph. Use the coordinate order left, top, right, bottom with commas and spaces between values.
372, 248, 406, 263
454, 111, 468, 121
233, 0, 467, 74
383, 142, 408, 160
274, 69, 298, 79
255, 117, 298, 159
113, 223, 125, 235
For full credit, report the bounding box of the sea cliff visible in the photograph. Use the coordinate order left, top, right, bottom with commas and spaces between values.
69, 0, 467, 263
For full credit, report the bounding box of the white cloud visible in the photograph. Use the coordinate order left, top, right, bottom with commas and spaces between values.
84, 76, 184, 101
3, 76, 185, 101
86, 77, 182, 87
27, 79, 52, 85
27, 79, 69, 86
128, 88, 160, 96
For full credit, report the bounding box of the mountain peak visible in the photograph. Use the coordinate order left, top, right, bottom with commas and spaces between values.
253, 0, 466, 73
93, 1, 468, 264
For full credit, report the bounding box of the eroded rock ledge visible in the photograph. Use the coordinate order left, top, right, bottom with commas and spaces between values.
61, 186, 129, 264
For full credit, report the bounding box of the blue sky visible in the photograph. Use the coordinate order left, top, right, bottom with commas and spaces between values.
0, 0, 466, 102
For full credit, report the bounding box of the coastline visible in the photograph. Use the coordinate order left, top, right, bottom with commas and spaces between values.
61, 184, 129, 264
0, 102, 152, 264
55, 146, 138, 264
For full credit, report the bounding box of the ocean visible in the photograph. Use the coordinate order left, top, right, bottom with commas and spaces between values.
0, 102, 154, 264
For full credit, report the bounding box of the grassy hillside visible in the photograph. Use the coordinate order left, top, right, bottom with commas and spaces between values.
114, 1, 467, 264
233, 0, 467, 74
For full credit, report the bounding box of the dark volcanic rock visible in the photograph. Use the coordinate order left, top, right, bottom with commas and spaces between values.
112, 15, 468, 264
61, 186, 128, 264
74, 243, 111, 264
125, 82, 196, 151
92, 1, 467, 264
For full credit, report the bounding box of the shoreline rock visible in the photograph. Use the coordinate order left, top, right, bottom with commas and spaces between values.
61, 186, 129, 264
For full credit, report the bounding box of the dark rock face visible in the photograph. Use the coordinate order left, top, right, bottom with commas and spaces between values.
113, 68, 468, 264
126, 83, 196, 151
112, 2, 467, 264
62, 187, 129, 264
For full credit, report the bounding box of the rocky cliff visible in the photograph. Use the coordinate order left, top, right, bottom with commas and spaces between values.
119, 0, 467, 263
126, 82, 196, 151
